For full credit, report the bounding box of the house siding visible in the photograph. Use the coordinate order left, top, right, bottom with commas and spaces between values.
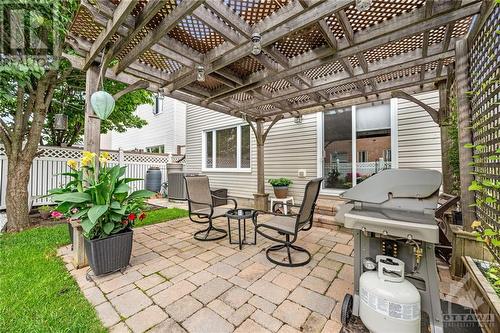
185, 105, 317, 202
397, 90, 442, 172
110, 97, 186, 154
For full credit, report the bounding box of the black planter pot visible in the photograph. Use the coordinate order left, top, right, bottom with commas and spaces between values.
453, 211, 463, 225
68, 223, 74, 250
84, 229, 133, 276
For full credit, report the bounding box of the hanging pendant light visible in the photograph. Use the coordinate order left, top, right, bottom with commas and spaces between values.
90, 90, 115, 120
54, 113, 68, 131
251, 33, 262, 55
196, 65, 205, 82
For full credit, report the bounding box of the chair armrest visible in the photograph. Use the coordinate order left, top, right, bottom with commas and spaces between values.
252, 209, 283, 223
272, 201, 301, 214
211, 195, 238, 209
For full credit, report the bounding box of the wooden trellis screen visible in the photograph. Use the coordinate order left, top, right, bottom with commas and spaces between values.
468, 5, 500, 260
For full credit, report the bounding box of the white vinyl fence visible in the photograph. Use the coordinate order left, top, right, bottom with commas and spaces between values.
0, 145, 184, 209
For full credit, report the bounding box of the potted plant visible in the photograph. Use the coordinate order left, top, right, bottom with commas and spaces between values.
38, 205, 52, 219
268, 178, 293, 199
50, 151, 153, 276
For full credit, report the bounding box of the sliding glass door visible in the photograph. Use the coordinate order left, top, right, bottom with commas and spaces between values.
322, 103, 392, 192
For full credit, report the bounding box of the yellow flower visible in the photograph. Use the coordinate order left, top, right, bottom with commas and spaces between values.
471, 220, 482, 229
99, 157, 108, 165
67, 160, 78, 170
81, 156, 92, 166
82, 151, 96, 160
100, 152, 111, 161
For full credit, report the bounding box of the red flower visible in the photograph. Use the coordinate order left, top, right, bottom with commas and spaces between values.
139, 212, 146, 220
128, 213, 136, 221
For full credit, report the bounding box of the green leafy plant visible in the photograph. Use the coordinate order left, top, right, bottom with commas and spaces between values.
38, 205, 52, 213
268, 178, 293, 187
50, 151, 153, 239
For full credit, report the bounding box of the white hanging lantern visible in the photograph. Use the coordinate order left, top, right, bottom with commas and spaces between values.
90, 91, 115, 120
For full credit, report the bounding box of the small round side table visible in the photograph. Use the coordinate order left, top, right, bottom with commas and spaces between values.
225, 209, 256, 250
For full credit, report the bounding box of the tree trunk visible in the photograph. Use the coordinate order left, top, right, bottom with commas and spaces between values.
5, 159, 31, 231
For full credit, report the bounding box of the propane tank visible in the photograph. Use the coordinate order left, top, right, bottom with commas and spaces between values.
359, 255, 420, 333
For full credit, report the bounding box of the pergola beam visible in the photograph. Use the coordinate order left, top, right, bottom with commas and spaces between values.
205, 2, 480, 102
263, 72, 446, 117
270, 82, 439, 121
68, 0, 480, 120
170, 0, 351, 91
113, 80, 149, 100
108, 0, 166, 61
115, 0, 204, 74
391, 90, 440, 123
232, 47, 455, 112
83, 0, 137, 70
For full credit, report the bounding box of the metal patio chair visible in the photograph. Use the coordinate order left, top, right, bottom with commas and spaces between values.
253, 178, 323, 267
184, 175, 237, 241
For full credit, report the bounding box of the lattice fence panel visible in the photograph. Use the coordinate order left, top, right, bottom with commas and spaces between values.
469, 6, 500, 260
0, 146, 184, 209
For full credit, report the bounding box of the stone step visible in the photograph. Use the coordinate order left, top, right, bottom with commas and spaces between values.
314, 196, 346, 216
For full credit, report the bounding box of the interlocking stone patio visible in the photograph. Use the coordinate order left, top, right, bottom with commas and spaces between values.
59, 216, 352, 333
59, 216, 468, 333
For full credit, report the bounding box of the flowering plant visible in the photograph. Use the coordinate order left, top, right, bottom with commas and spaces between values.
50, 151, 153, 239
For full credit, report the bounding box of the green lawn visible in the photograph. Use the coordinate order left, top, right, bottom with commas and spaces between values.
0, 207, 188, 333
136, 207, 188, 227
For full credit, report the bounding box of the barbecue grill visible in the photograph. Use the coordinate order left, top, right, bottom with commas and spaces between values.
337, 169, 444, 333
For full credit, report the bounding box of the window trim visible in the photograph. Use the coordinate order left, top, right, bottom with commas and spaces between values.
202, 123, 251, 173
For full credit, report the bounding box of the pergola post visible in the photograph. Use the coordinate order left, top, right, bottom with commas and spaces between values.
438, 81, 452, 193
455, 38, 475, 231
254, 121, 268, 210
84, 64, 101, 155
248, 116, 282, 211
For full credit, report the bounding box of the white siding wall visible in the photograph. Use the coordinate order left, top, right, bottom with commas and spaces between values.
397, 91, 442, 172
110, 97, 186, 153
185, 105, 317, 202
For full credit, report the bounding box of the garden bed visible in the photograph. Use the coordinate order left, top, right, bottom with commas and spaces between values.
462, 256, 500, 333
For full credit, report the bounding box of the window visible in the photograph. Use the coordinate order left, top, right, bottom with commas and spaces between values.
358, 151, 368, 162
153, 96, 163, 115
384, 149, 391, 162
322, 103, 392, 191
146, 145, 165, 154
203, 124, 251, 171
323, 108, 352, 190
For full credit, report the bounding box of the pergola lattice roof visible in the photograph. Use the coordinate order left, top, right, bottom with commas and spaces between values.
65, 0, 481, 121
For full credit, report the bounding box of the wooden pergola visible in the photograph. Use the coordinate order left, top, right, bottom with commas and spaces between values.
65, 0, 486, 211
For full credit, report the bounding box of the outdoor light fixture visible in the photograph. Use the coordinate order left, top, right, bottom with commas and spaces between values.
241, 113, 247, 121
251, 33, 262, 55
196, 65, 205, 81
294, 115, 303, 124
356, 0, 372, 12
54, 114, 68, 131
90, 91, 115, 120
155, 90, 164, 100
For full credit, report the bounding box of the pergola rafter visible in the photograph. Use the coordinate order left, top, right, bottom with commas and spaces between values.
67, 0, 481, 120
